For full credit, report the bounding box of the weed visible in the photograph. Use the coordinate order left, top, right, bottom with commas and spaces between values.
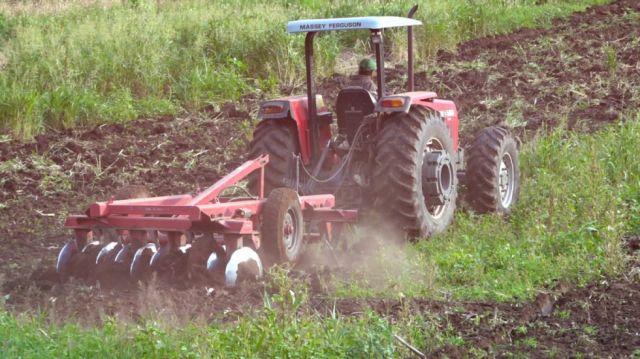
603, 44, 618, 74
546, 346, 559, 357
180, 149, 209, 172
0, 158, 25, 173
505, 98, 528, 128
583, 325, 598, 336
514, 324, 528, 335
446, 333, 465, 347
480, 95, 504, 109
29, 155, 73, 195
468, 347, 489, 357
555, 309, 571, 320
517, 337, 539, 349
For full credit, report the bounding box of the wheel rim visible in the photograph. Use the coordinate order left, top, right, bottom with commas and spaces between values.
499, 152, 515, 207
283, 208, 300, 256
423, 138, 452, 219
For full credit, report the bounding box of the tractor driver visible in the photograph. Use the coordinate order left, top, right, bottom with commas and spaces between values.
347, 58, 377, 95
335, 58, 378, 151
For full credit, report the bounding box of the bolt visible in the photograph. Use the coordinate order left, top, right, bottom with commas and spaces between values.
284, 224, 294, 236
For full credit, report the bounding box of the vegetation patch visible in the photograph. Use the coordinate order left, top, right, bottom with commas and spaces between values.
331, 113, 638, 301
0, 0, 608, 138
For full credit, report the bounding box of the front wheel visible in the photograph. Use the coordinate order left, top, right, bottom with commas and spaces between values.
372, 107, 458, 238
465, 126, 520, 214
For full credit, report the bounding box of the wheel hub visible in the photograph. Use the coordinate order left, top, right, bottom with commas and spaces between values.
499, 153, 515, 207
284, 223, 294, 236
283, 211, 296, 250
422, 150, 454, 207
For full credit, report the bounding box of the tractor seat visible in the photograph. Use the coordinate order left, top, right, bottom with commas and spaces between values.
336, 87, 376, 144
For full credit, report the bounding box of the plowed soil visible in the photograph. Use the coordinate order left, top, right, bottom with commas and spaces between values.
1, 0, 639, 356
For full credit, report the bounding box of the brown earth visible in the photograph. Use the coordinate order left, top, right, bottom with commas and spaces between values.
320, 252, 640, 358
1, 0, 639, 356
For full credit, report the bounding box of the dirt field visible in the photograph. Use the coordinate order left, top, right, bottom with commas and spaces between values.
321, 247, 640, 357
1, 0, 639, 356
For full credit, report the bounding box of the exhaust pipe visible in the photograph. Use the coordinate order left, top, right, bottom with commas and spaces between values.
407, 4, 419, 92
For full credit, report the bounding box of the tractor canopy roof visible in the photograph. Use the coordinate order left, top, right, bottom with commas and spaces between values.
287, 16, 421, 33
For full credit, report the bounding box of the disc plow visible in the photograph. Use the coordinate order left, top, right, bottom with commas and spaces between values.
57, 155, 357, 287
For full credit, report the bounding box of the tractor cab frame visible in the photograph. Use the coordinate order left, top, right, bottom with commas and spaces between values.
258, 7, 461, 168
285, 8, 425, 165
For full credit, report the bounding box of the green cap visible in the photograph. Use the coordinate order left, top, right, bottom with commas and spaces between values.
358, 58, 377, 72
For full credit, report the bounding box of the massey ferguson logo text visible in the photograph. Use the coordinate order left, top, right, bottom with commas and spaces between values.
299, 22, 363, 31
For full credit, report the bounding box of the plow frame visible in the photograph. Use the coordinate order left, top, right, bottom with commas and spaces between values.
65, 154, 357, 252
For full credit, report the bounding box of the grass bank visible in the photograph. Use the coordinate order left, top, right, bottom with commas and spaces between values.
0, 0, 608, 138
2, 114, 638, 357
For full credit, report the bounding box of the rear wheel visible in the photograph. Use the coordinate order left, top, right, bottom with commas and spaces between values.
260, 188, 304, 265
248, 121, 301, 196
466, 126, 520, 214
373, 107, 458, 238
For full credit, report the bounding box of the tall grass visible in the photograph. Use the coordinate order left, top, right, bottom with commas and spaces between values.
0, 0, 608, 138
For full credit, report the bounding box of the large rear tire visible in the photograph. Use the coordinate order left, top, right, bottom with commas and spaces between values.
247, 121, 301, 196
373, 107, 458, 238
466, 126, 520, 214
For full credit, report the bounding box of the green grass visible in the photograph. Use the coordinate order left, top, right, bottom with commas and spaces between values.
0, 0, 608, 138
0, 309, 398, 358
2, 114, 638, 357
0, 273, 398, 358
0, 310, 398, 358
334, 113, 639, 301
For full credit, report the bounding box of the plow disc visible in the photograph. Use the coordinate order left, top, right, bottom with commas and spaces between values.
130, 243, 157, 281
56, 155, 356, 288
96, 242, 122, 265
56, 240, 77, 276
225, 247, 263, 287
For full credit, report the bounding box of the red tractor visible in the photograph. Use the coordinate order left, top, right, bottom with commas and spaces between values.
248, 8, 520, 244
56, 7, 519, 287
